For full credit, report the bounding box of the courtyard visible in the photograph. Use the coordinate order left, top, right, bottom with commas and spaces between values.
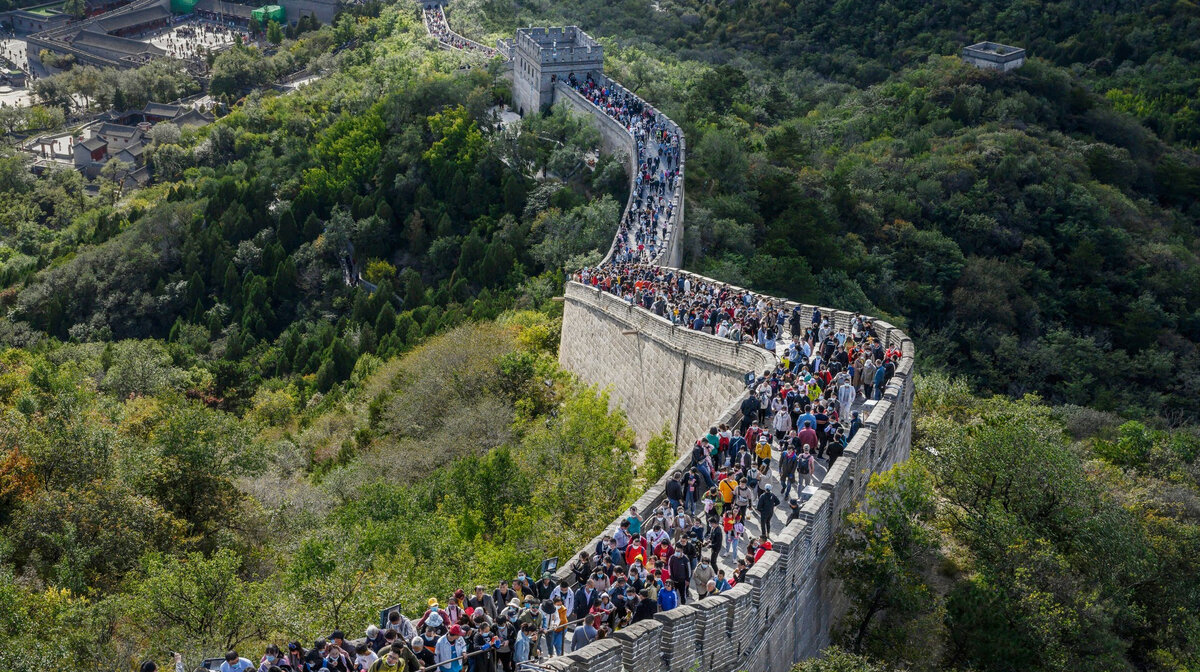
147, 18, 245, 59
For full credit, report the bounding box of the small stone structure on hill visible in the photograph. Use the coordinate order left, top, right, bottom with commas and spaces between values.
962, 41, 1026, 71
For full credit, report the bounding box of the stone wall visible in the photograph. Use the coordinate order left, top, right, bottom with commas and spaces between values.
553, 77, 685, 268
560, 280, 776, 449
555, 269, 915, 672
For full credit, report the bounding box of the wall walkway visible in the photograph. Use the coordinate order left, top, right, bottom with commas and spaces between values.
553, 273, 914, 672
423, 14, 916, 672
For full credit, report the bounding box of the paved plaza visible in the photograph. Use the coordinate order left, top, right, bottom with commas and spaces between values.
1, 37, 28, 72
0, 85, 32, 108
147, 20, 244, 59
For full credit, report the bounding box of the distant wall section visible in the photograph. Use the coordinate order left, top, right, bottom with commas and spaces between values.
554, 78, 684, 268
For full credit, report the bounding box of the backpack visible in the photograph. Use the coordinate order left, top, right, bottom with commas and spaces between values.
798, 456, 811, 475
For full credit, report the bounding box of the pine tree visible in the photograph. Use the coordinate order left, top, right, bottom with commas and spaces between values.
315, 360, 337, 393
303, 213, 322, 242
375, 303, 396, 336
403, 211, 427, 253
273, 258, 298, 302
222, 261, 240, 304
186, 271, 205, 306
277, 208, 299, 251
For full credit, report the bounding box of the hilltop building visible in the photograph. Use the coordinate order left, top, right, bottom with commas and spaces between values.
511, 26, 602, 116
962, 41, 1026, 71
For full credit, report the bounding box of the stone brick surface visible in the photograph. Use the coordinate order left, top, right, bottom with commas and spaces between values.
614, 620, 665, 672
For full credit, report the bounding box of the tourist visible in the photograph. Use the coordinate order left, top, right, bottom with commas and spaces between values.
435, 625, 467, 672
757, 484, 781, 538
220, 652, 254, 672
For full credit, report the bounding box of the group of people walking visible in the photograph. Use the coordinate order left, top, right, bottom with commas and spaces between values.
567, 72, 682, 264
423, 5, 497, 56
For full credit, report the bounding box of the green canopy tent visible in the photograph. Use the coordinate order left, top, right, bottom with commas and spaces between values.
250, 4, 285, 23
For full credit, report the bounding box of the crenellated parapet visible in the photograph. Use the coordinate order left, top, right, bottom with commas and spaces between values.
511, 25, 605, 115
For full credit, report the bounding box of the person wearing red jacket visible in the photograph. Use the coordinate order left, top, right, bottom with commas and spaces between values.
754, 538, 774, 563
625, 538, 647, 567
653, 539, 673, 562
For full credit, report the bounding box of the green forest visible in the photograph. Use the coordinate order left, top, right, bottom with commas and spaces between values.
0, 0, 1198, 669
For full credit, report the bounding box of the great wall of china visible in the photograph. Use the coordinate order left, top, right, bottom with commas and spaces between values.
424, 7, 916, 671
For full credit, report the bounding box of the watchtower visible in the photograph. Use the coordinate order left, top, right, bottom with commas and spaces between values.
962, 42, 1026, 71
511, 26, 603, 116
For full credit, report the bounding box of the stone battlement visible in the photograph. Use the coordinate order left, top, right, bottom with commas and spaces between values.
962, 41, 1026, 71
556, 273, 915, 671
511, 26, 604, 115
515, 26, 602, 64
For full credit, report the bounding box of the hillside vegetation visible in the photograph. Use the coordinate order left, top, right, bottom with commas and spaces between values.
0, 0, 1198, 668
825, 375, 1200, 671
0, 311, 639, 668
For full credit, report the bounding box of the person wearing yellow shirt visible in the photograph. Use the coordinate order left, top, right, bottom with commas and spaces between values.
755, 435, 773, 470
718, 475, 738, 514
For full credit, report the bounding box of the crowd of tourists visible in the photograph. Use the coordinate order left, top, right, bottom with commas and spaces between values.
423, 5, 497, 56
566, 73, 682, 264
143, 467, 806, 672
574, 263, 899, 376
132, 16, 905, 672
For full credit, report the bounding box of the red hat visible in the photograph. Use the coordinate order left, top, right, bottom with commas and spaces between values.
449, 625, 463, 636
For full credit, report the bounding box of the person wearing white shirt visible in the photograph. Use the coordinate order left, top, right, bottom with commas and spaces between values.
354, 643, 378, 671
838, 381, 856, 413
549, 581, 575, 616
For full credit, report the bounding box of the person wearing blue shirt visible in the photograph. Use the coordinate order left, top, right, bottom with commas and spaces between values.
220, 652, 254, 672
796, 408, 816, 433
715, 571, 732, 592
658, 580, 678, 611
873, 360, 887, 400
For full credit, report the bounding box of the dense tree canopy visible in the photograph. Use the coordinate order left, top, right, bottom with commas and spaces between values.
1, 0, 1199, 668
832, 375, 1200, 671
